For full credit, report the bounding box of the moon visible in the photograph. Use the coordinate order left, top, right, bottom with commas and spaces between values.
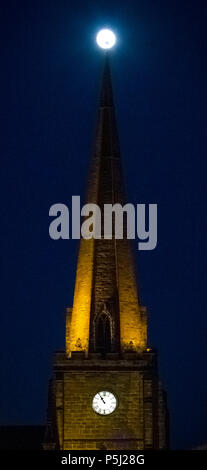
96, 29, 116, 49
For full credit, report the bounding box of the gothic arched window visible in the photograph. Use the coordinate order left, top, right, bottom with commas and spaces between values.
96, 312, 111, 353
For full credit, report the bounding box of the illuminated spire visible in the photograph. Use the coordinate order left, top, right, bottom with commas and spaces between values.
66, 56, 147, 356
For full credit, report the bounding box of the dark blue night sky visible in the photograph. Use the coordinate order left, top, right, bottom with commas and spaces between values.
1, 0, 206, 449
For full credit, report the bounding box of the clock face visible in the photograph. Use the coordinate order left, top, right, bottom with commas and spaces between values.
92, 391, 117, 415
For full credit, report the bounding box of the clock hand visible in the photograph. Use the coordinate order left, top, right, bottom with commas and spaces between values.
99, 394, 106, 404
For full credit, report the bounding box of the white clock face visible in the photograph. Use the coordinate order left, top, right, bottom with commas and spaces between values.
92, 391, 117, 415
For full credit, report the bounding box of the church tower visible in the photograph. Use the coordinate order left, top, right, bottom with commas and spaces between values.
44, 54, 169, 450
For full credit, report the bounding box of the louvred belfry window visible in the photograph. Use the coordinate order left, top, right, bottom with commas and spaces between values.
96, 312, 111, 353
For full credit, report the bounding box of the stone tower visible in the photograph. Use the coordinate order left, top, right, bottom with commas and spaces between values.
44, 55, 169, 450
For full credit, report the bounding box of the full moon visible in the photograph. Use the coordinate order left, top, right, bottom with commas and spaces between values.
96, 29, 116, 49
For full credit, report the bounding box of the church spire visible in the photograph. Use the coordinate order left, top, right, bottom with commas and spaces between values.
45, 35, 169, 452
100, 53, 114, 108
66, 56, 147, 357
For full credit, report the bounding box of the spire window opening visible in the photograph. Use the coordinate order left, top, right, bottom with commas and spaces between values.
95, 312, 112, 353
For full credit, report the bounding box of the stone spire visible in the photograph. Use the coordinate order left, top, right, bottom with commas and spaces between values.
66, 54, 147, 356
